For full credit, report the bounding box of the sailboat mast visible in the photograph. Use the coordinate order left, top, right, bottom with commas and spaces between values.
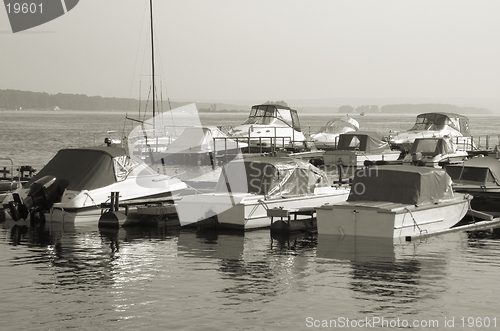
150, 0, 155, 130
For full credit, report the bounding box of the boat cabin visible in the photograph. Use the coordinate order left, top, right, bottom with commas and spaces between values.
409, 112, 471, 136
242, 104, 302, 132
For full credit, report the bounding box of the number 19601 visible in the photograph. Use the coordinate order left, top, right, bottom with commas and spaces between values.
6, 3, 43, 14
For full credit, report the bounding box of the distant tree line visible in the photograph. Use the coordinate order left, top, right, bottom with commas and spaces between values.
0, 89, 185, 111
339, 105, 379, 114
338, 103, 491, 114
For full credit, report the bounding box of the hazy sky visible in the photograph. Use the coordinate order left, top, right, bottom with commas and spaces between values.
1, 0, 500, 102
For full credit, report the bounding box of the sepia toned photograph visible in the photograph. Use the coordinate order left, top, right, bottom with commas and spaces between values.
1, 1, 499, 330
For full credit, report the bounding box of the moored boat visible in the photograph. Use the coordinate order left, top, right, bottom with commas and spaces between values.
316, 165, 472, 238
445, 156, 500, 215
2, 146, 188, 221
387, 112, 474, 152
175, 155, 350, 230
310, 116, 359, 150
229, 104, 307, 152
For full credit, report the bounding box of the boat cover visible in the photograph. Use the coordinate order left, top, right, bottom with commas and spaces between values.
215, 156, 331, 196
317, 117, 359, 134
410, 112, 471, 136
409, 137, 455, 156
25, 147, 139, 191
445, 157, 500, 186
337, 131, 391, 153
348, 165, 454, 205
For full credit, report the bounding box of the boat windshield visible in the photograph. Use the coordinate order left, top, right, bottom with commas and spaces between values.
446, 166, 496, 185
242, 105, 301, 131
410, 113, 460, 131
243, 105, 277, 125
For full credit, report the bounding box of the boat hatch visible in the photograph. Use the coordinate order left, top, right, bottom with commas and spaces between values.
410, 138, 454, 156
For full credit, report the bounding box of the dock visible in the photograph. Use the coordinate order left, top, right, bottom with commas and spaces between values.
268, 207, 317, 233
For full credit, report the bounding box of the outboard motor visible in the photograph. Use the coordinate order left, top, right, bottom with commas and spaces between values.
8, 176, 68, 223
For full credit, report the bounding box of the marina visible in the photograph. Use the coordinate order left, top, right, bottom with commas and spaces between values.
2, 110, 500, 330
3, 0, 500, 329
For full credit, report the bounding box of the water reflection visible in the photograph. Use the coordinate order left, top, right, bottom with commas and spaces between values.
5, 215, 499, 325
466, 227, 500, 241
1, 218, 181, 290
316, 234, 449, 315
177, 229, 319, 301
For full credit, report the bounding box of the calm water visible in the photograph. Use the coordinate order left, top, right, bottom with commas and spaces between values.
1, 110, 500, 330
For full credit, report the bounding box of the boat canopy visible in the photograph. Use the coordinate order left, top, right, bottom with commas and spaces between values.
445, 157, 500, 186
25, 147, 143, 191
242, 104, 302, 132
317, 117, 359, 134
337, 131, 391, 153
215, 156, 331, 197
348, 165, 454, 205
409, 137, 455, 156
409, 113, 471, 136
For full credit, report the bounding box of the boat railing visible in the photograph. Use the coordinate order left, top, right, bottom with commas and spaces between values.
0, 157, 15, 181
212, 136, 310, 155
0, 158, 39, 192
452, 135, 500, 152
468, 135, 500, 151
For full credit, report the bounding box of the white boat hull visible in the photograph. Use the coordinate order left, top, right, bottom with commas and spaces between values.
176, 187, 350, 230
316, 194, 471, 238
3, 176, 187, 222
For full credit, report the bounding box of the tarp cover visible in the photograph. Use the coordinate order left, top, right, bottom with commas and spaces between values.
26, 147, 135, 191
318, 117, 359, 134
337, 131, 391, 153
410, 138, 454, 156
348, 165, 454, 205
215, 156, 331, 197
445, 157, 500, 185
